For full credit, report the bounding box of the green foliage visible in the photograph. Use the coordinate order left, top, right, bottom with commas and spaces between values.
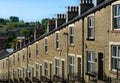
9, 16, 19, 22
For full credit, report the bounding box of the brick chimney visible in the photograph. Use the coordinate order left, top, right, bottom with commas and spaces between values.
79, 0, 94, 15
94, 0, 105, 6
66, 6, 79, 22
56, 14, 66, 28
47, 19, 55, 33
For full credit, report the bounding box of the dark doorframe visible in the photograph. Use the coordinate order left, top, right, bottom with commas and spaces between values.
78, 57, 82, 80
98, 53, 103, 80
50, 63, 52, 80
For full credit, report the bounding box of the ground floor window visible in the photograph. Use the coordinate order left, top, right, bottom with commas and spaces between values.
111, 45, 120, 71
69, 56, 75, 74
44, 62, 48, 76
55, 59, 60, 76
87, 51, 95, 75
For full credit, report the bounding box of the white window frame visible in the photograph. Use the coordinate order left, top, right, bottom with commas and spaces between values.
56, 32, 60, 49
44, 38, 48, 53
111, 45, 120, 71
28, 46, 31, 58
87, 51, 95, 75
69, 26, 74, 45
44, 62, 48, 76
18, 53, 20, 62
36, 64, 39, 77
69, 56, 75, 74
55, 59, 60, 76
36, 42, 39, 56
88, 16, 94, 39
22, 50, 25, 60
113, 5, 120, 30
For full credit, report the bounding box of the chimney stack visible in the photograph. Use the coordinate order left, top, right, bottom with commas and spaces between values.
47, 19, 55, 33
56, 14, 66, 28
66, 6, 79, 22
94, 0, 105, 6
79, 0, 94, 15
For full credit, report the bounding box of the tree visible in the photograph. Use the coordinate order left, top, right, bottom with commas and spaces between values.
9, 16, 19, 22
0, 18, 5, 24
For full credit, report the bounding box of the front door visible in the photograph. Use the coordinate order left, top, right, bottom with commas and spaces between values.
50, 63, 52, 80
62, 61, 65, 79
98, 53, 103, 80
78, 58, 81, 80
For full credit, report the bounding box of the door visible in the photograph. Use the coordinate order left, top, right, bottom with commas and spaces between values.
62, 61, 65, 79
98, 53, 103, 80
50, 63, 52, 80
78, 58, 81, 80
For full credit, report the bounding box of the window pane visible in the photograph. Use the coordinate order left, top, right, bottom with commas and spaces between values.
112, 46, 116, 57
118, 5, 120, 16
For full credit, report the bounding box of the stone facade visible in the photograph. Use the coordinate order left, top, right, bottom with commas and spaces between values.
0, 0, 119, 83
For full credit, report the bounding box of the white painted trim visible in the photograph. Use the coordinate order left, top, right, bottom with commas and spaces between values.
54, 57, 60, 60
36, 41, 38, 44
111, 1, 120, 30
61, 58, 65, 61
49, 61, 52, 64
109, 42, 120, 71
55, 31, 60, 33
68, 24, 74, 27
45, 37, 48, 39
69, 53, 75, 57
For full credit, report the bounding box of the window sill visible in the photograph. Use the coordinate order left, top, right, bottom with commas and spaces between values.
45, 52, 48, 55
70, 44, 75, 47
85, 72, 96, 77
111, 30, 120, 33
86, 38, 95, 41
109, 70, 120, 75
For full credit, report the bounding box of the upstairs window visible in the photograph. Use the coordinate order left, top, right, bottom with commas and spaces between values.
22, 50, 25, 60
45, 38, 48, 53
88, 16, 94, 39
36, 43, 39, 56
56, 33, 60, 49
113, 5, 120, 30
111, 45, 120, 71
18, 53, 20, 62
28, 47, 31, 58
69, 27, 74, 45
13, 55, 15, 65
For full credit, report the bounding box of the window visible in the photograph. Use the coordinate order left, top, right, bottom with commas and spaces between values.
113, 5, 120, 30
28, 66, 32, 78
6, 59, 8, 68
87, 51, 95, 75
18, 69, 20, 78
28, 47, 31, 58
56, 33, 59, 49
23, 68, 25, 78
55, 59, 60, 76
111, 45, 120, 71
88, 16, 94, 39
44, 62, 48, 76
36, 64, 39, 77
36, 43, 39, 56
3, 60, 4, 68
69, 56, 75, 74
22, 50, 25, 60
69, 27, 74, 44
45, 38, 48, 53
13, 55, 15, 64
18, 53, 20, 62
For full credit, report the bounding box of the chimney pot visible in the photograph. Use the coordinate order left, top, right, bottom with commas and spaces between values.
90, 0, 92, 4
80, 0, 83, 4
84, 0, 86, 3
68, 6, 70, 12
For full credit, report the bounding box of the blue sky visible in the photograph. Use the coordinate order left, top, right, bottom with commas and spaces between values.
0, 0, 93, 22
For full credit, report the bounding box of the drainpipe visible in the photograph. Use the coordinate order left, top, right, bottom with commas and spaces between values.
82, 17, 85, 82
8, 56, 10, 83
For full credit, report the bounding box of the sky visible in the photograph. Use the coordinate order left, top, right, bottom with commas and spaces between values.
0, 0, 80, 22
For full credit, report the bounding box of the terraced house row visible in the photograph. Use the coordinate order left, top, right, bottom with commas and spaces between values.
0, 0, 120, 83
